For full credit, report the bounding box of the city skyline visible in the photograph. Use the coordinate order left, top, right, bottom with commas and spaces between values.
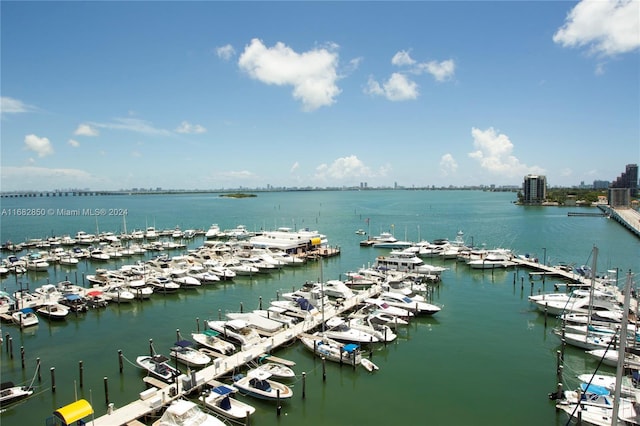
1, 1, 639, 191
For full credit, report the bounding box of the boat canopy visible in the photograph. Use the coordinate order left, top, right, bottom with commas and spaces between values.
310, 237, 322, 246
53, 399, 93, 425
203, 329, 220, 337
63, 294, 81, 301
19, 308, 35, 314
296, 297, 314, 311
174, 340, 194, 348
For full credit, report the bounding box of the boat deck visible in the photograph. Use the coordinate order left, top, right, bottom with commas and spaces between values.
89, 285, 382, 426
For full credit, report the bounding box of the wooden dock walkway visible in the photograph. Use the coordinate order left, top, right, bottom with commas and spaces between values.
89, 284, 382, 426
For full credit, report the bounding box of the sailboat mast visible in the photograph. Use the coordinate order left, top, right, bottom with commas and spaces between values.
611, 271, 633, 426
586, 246, 599, 324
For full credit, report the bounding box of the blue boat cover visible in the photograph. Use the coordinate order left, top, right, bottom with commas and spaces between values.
580, 383, 610, 396
343, 343, 359, 353
19, 308, 35, 314
212, 385, 234, 396
174, 340, 194, 348
64, 294, 81, 301
296, 297, 314, 311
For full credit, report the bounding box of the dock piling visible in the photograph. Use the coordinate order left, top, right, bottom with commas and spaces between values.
51, 367, 56, 392
118, 350, 123, 373
276, 389, 281, 416
149, 339, 153, 356
302, 372, 306, 399
20, 346, 25, 369
79, 360, 84, 388
104, 376, 109, 405
36, 358, 41, 382
196, 317, 200, 332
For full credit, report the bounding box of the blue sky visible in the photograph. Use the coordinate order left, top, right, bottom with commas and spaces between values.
1, 1, 638, 191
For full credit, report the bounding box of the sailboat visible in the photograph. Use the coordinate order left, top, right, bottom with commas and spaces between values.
555, 271, 639, 425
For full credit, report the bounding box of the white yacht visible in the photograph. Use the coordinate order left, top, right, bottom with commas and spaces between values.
373, 250, 447, 276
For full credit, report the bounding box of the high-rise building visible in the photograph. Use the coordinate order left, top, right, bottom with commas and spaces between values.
610, 164, 638, 198
522, 174, 547, 204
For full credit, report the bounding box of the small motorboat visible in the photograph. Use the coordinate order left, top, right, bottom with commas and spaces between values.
0, 381, 33, 407
200, 384, 256, 421
249, 362, 295, 380
36, 303, 70, 320
136, 354, 181, 383
232, 370, 293, 401
299, 333, 362, 365
191, 330, 235, 355
169, 340, 211, 368
11, 308, 39, 328
152, 398, 226, 426
360, 358, 380, 372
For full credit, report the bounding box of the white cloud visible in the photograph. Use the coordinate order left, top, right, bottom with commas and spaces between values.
553, 0, 640, 57
68, 139, 80, 148
439, 154, 458, 176
175, 121, 207, 134
216, 44, 236, 61
365, 73, 419, 101
1, 96, 35, 115
24, 134, 54, 157
74, 123, 99, 136
467, 127, 544, 178
314, 155, 388, 182
391, 50, 416, 66
91, 118, 171, 136
238, 38, 341, 111
290, 162, 300, 173
418, 59, 456, 82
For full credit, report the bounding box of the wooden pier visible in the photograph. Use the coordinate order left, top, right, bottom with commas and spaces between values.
88, 285, 382, 426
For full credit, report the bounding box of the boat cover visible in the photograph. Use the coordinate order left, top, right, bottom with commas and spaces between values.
174, 340, 194, 348
579, 383, 610, 396
296, 298, 314, 311
53, 399, 93, 425
212, 385, 235, 396
19, 308, 35, 314
203, 329, 220, 337
343, 343, 359, 353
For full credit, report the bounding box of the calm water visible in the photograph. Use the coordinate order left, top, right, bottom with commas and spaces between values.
0, 190, 638, 426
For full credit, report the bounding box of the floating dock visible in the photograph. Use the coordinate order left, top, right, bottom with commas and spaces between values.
89, 285, 382, 426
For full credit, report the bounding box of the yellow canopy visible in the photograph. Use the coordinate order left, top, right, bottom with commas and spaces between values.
310, 237, 322, 246
54, 399, 94, 425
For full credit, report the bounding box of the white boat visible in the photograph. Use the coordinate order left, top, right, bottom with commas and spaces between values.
373, 250, 447, 276
36, 303, 69, 320
348, 316, 397, 342
24, 252, 50, 271
191, 330, 236, 355
0, 291, 15, 315
205, 224, 221, 239
360, 358, 380, 372
226, 312, 286, 334
466, 249, 516, 269
249, 362, 296, 380
232, 370, 293, 401
200, 384, 256, 421
361, 298, 415, 319
323, 316, 380, 343
153, 399, 226, 426
221, 258, 259, 276
269, 297, 321, 319
299, 332, 362, 365
89, 248, 111, 262
368, 292, 441, 316
531, 288, 622, 316
144, 227, 158, 240
252, 307, 300, 327
205, 319, 264, 350
170, 340, 211, 368
99, 283, 135, 303
0, 381, 33, 407
586, 348, 640, 369
168, 269, 202, 288
147, 276, 181, 294
136, 354, 181, 383
11, 308, 39, 328
369, 231, 413, 249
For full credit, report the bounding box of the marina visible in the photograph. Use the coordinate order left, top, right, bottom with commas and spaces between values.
0, 190, 638, 426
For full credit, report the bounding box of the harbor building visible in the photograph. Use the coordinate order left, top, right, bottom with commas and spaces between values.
610, 163, 638, 199
522, 174, 547, 204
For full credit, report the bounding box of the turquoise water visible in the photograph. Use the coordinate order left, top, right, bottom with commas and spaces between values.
0, 190, 638, 426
